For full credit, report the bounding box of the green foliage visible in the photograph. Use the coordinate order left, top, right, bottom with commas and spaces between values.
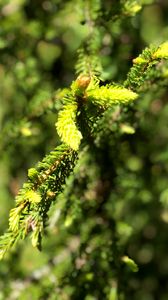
1, 0, 168, 299
0, 145, 77, 259
125, 42, 168, 91
56, 103, 82, 150
56, 76, 138, 150
87, 85, 138, 107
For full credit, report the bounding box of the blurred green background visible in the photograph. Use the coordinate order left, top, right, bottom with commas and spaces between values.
0, 0, 168, 299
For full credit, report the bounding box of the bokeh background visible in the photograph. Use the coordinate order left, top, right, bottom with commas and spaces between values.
0, 0, 168, 299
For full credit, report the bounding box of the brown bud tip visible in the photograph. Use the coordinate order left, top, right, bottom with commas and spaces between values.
76, 75, 91, 90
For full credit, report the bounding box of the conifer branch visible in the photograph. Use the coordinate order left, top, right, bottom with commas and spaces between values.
56, 76, 138, 150
125, 41, 168, 91
86, 85, 138, 108
0, 72, 139, 260
75, 0, 102, 77
0, 145, 77, 259
1, 0, 168, 298
56, 103, 82, 151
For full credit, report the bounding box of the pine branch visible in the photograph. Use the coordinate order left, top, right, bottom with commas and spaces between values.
56, 103, 82, 151
87, 85, 138, 108
56, 76, 138, 149
0, 70, 140, 260
125, 41, 168, 91
0, 69, 139, 260
75, 0, 103, 77
0, 144, 77, 259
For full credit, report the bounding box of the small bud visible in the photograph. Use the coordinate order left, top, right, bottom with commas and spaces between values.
28, 168, 38, 180
47, 191, 56, 198
133, 57, 147, 64
76, 75, 91, 90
